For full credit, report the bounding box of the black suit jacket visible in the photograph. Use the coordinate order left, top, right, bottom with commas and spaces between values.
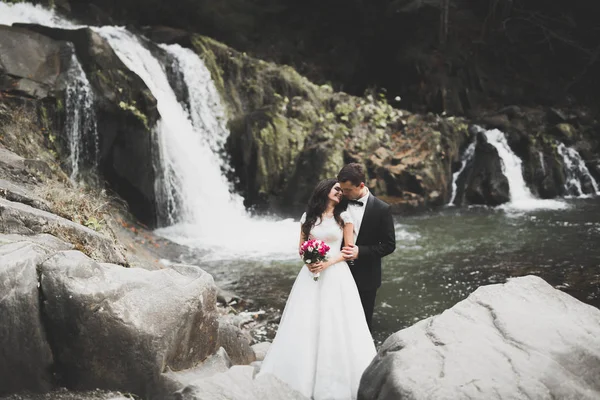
349, 194, 396, 290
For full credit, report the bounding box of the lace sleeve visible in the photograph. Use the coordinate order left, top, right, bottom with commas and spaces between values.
300, 212, 307, 224
340, 211, 353, 224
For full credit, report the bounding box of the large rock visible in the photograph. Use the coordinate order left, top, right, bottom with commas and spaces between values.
0, 388, 132, 400
250, 342, 271, 362
0, 197, 124, 264
359, 275, 600, 400
11, 24, 160, 227
216, 320, 256, 366
0, 147, 53, 186
0, 241, 55, 395
40, 252, 219, 398
158, 347, 232, 398
455, 130, 510, 206
0, 233, 73, 252
168, 365, 308, 400
0, 25, 72, 98
0, 178, 52, 213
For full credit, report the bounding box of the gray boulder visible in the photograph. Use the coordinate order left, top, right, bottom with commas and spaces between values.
0, 147, 52, 186
251, 342, 271, 362
0, 197, 124, 265
170, 365, 308, 400
40, 251, 219, 398
216, 320, 256, 366
158, 347, 232, 398
0, 388, 132, 400
359, 275, 600, 400
0, 232, 73, 252
0, 25, 72, 98
455, 130, 510, 206
0, 178, 52, 212
0, 241, 55, 395
14, 23, 160, 227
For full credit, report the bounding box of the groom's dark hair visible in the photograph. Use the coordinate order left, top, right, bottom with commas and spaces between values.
337, 163, 365, 186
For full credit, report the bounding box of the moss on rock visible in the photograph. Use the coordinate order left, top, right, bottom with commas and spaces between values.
189, 35, 476, 213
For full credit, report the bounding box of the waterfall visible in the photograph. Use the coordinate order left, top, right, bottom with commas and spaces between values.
538, 151, 545, 175
0, 2, 78, 28
94, 27, 243, 224
483, 129, 567, 211
1, 3, 96, 183
65, 52, 99, 183
94, 27, 298, 260
2, 2, 300, 260
448, 141, 476, 205
557, 143, 599, 197
160, 44, 230, 157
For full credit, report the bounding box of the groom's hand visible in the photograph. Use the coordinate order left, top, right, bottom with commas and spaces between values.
342, 245, 358, 260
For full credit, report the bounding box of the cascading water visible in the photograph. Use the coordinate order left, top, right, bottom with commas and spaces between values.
448, 141, 476, 205
94, 26, 237, 225
1, 2, 96, 184
0, 2, 78, 28
161, 44, 230, 157
483, 129, 567, 211
2, 2, 408, 261
65, 52, 99, 183
557, 143, 599, 197
95, 27, 299, 260
538, 151, 545, 175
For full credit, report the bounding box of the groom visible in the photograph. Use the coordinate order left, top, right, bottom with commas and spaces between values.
337, 163, 396, 330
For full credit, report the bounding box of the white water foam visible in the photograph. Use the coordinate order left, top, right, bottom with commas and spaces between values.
65, 52, 99, 183
0, 2, 79, 28
483, 129, 568, 211
557, 143, 599, 197
95, 27, 301, 261
1, 3, 420, 261
448, 141, 476, 205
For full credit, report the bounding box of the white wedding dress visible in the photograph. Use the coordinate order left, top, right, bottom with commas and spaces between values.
257, 211, 376, 400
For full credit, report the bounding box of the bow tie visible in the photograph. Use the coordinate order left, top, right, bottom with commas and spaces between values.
348, 200, 364, 207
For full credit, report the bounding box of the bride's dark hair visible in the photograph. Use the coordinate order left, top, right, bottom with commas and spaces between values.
302, 178, 348, 240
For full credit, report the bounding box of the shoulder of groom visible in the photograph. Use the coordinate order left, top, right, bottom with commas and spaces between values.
371, 194, 388, 206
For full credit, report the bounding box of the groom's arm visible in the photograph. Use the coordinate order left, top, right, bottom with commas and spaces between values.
357, 204, 396, 259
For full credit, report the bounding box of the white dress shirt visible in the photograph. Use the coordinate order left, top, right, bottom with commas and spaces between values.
347, 188, 370, 242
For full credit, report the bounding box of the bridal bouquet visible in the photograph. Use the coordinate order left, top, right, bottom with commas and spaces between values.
299, 239, 330, 281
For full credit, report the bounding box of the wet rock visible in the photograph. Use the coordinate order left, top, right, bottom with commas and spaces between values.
359, 275, 600, 400
158, 347, 232, 398
169, 365, 308, 400
0, 179, 51, 212
15, 23, 160, 227
0, 25, 72, 98
0, 147, 52, 186
141, 26, 192, 47
552, 123, 578, 145
0, 197, 125, 264
0, 233, 73, 251
216, 287, 241, 306
216, 320, 256, 366
457, 131, 510, 206
250, 342, 271, 362
480, 113, 510, 131
0, 388, 131, 400
0, 241, 55, 395
40, 251, 219, 398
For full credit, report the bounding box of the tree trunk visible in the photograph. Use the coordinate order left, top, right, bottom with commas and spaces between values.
440, 0, 449, 45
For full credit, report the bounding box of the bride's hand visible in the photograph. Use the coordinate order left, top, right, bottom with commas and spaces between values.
310, 261, 330, 274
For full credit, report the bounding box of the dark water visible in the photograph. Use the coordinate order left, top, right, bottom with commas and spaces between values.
184, 198, 600, 345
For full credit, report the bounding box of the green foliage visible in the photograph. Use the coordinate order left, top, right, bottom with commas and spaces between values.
118, 101, 149, 130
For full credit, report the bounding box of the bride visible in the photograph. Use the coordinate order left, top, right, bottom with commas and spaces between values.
257, 179, 376, 399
